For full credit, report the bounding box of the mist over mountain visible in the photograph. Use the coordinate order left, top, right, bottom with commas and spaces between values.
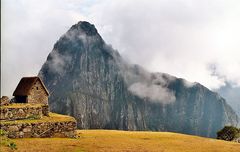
217, 83, 240, 117
39, 21, 238, 138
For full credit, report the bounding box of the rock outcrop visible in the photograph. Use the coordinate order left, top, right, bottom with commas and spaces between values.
39, 21, 239, 138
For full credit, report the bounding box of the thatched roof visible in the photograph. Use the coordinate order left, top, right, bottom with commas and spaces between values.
13, 76, 49, 96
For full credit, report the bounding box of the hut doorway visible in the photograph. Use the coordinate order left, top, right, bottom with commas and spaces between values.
15, 96, 27, 103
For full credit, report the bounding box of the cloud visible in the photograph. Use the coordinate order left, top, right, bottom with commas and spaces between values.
45, 50, 72, 75
182, 79, 197, 88
1, 0, 86, 96
129, 82, 176, 104
217, 83, 240, 116
118, 62, 176, 104
86, 0, 240, 90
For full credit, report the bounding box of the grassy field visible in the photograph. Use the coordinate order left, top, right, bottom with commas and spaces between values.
1, 130, 240, 152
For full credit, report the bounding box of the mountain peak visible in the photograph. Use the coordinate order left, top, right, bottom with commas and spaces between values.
39, 21, 238, 138
70, 21, 98, 36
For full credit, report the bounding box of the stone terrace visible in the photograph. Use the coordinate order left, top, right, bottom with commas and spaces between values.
0, 103, 77, 138
0, 104, 46, 120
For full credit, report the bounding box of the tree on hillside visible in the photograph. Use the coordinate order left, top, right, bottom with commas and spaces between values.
217, 126, 240, 141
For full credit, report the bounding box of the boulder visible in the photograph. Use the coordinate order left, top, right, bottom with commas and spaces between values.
0, 96, 10, 106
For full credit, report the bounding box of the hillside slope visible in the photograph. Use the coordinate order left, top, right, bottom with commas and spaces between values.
39, 21, 238, 138
2, 130, 240, 152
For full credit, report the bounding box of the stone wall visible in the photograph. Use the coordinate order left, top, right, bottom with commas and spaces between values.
0, 97, 77, 139
28, 80, 48, 104
0, 121, 77, 138
0, 96, 10, 106
0, 104, 49, 120
41, 104, 49, 116
0, 105, 42, 120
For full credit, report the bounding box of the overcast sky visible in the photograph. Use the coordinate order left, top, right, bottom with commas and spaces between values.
1, 0, 240, 99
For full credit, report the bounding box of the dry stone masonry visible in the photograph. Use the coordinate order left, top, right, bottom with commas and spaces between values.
0, 102, 77, 138
1, 114, 76, 138
27, 79, 49, 104
13, 77, 49, 104
0, 104, 44, 120
1, 76, 77, 139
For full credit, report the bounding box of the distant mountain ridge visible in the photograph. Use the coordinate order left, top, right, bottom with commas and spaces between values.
39, 21, 238, 137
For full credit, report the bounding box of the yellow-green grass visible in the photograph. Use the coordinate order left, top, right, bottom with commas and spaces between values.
0, 103, 43, 109
0, 113, 76, 125
1, 130, 240, 152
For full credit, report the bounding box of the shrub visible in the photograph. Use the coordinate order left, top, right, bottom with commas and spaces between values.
0, 129, 7, 136
27, 114, 41, 119
8, 142, 17, 150
0, 129, 17, 150
217, 126, 239, 141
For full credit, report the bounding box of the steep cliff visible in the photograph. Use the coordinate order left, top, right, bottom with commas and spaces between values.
39, 21, 238, 137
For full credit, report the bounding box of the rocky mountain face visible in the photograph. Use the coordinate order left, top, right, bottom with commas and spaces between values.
39, 21, 238, 138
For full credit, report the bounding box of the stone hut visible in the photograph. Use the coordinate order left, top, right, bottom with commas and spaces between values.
13, 76, 49, 104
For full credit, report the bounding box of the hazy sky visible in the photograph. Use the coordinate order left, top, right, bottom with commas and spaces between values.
1, 0, 240, 99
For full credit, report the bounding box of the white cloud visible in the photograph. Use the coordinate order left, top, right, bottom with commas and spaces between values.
1, 0, 86, 96
87, 0, 240, 90
45, 50, 72, 75
119, 63, 176, 104
129, 82, 176, 104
